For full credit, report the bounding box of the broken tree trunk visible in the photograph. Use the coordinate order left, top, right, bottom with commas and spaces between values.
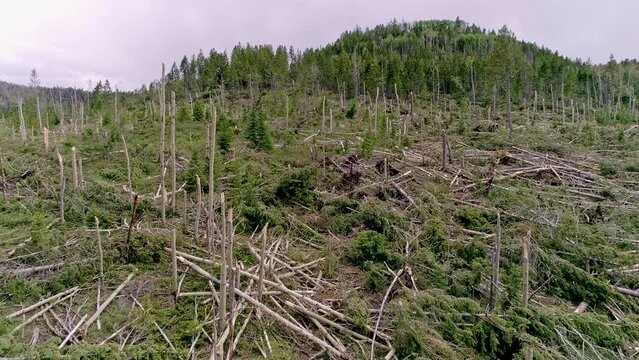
122, 135, 133, 204
219, 193, 228, 330
36, 96, 42, 130
160, 63, 167, 225
0, 152, 7, 201
258, 224, 268, 301
322, 95, 326, 132
95, 216, 104, 329
171, 91, 177, 212
522, 230, 531, 307
195, 175, 202, 240
172, 228, 178, 297
18, 99, 27, 142
489, 212, 501, 312
71, 146, 78, 190
441, 133, 449, 172
84, 273, 134, 332
43, 127, 49, 152
57, 151, 65, 222
208, 106, 217, 257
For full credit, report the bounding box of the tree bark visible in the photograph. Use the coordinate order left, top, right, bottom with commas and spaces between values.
57, 151, 65, 222
122, 135, 133, 204
71, 147, 78, 190
171, 91, 177, 213
36, 96, 42, 130
489, 212, 501, 312
160, 63, 167, 225
18, 100, 27, 142
522, 230, 530, 307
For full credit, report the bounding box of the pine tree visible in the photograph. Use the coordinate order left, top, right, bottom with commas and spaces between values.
245, 109, 272, 150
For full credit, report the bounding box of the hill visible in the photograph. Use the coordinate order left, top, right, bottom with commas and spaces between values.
1, 19, 639, 359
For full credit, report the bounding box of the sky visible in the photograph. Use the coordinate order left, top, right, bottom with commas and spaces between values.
0, 0, 636, 90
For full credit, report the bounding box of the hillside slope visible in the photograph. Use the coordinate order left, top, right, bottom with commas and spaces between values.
1, 19, 639, 359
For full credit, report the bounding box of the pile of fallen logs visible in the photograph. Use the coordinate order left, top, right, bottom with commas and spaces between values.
167, 220, 396, 359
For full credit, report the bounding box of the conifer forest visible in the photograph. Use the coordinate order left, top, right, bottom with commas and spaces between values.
2, 19, 639, 359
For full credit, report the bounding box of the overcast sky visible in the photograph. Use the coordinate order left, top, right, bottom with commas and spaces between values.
0, 0, 636, 90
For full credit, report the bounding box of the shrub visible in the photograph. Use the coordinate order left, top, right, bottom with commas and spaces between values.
350, 231, 389, 266
456, 208, 495, 233
274, 169, 316, 206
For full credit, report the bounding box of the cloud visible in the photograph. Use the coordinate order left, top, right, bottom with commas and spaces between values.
0, 0, 635, 90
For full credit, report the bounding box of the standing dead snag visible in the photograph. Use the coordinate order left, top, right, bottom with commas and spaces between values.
219, 193, 228, 330
159, 63, 167, 225
207, 106, 217, 257
258, 224, 268, 302
122, 135, 133, 204
124, 194, 139, 262
57, 151, 65, 222
18, 99, 27, 142
36, 96, 42, 130
322, 95, 326, 132
522, 230, 531, 307
489, 212, 501, 312
43, 127, 49, 152
441, 133, 451, 172
170, 91, 177, 213
195, 175, 202, 240
95, 216, 104, 330
78, 157, 84, 190
172, 228, 178, 298
183, 190, 188, 230
0, 151, 7, 201
71, 147, 79, 190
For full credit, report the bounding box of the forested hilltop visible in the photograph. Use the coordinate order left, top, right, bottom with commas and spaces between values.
1, 19, 639, 359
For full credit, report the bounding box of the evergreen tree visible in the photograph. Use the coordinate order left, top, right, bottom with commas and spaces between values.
245, 109, 273, 150
192, 101, 204, 122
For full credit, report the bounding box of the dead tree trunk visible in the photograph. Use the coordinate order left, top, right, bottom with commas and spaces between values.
43, 127, 49, 152
489, 212, 501, 312
507, 85, 513, 138
171, 228, 178, 297
18, 100, 27, 142
71, 147, 78, 190
160, 64, 167, 225
171, 91, 177, 213
258, 224, 268, 301
195, 175, 202, 240
322, 96, 326, 132
441, 133, 450, 172
0, 152, 7, 201
57, 151, 65, 222
522, 230, 530, 307
114, 87, 118, 125
36, 96, 42, 130
122, 135, 133, 204
219, 193, 228, 331
374, 87, 379, 133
